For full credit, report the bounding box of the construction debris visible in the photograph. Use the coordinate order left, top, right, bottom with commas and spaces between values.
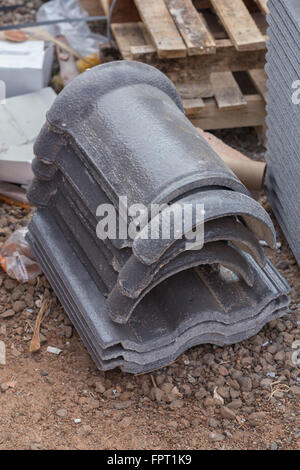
0, 39, 54, 98
0, 228, 41, 282
197, 129, 266, 190
265, 0, 300, 266
0, 87, 56, 186
26, 61, 290, 373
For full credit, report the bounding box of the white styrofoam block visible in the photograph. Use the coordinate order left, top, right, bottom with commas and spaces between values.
0, 41, 55, 98
0, 87, 57, 185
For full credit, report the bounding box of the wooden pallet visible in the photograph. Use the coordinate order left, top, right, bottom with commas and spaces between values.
98, 1, 269, 137
184, 69, 267, 133
110, 0, 268, 59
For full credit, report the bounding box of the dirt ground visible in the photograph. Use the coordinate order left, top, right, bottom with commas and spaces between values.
0, 0, 299, 452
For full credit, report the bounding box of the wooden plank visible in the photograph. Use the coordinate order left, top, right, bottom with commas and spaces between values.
100, 0, 140, 22
248, 68, 267, 101
111, 22, 148, 60
134, 0, 187, 58
211, 71, 247, 110
165, 0, 216, 55
130, 36, 266, 70
189, 94, 266, 130
183, 98, 205, 116
210, 0, 265, 51
130, 44, 156, 59
80, 0, 104, 15
256, 0, 269, 15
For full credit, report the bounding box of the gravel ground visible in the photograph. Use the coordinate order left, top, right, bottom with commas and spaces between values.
0, 129, 299, 450
0, 1, 43, 26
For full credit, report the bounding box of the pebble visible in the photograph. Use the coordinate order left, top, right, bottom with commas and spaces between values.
77, 425, 92, 437
238, 377, 252, 392
0, 309, 15, 319
114, 400, 132, 410
64, 326, 73, 338
74, 419, 82, 424
218, 365, 229, 376
0, 383, 8, 392
248, 411, 266, 427
290, 385, 300, 397
227, 399, 242, 410
220, 406, 236, 420
94, 380, 106, 394
56, 409, 68, 418
13, 300, 25, 313
209, 431, 225, 442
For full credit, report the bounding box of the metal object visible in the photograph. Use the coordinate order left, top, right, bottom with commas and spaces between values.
27, 61, 290, 372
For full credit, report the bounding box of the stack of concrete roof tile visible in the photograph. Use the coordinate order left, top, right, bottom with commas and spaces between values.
265, 0, 300, 264
27, 61, 290, 373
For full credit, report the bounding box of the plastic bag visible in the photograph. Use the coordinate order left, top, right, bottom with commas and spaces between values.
0, 228, 41, 282
36, 0, 107, 57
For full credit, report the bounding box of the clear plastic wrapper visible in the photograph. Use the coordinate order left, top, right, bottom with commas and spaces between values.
36, 0, 106, 57
0, 228, 41, 282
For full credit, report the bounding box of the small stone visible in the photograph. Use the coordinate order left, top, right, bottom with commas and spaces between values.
64, 326, 73, 338
39, 334, 47, 345
231, 430, 244, 441
260, 378, 272, 389
204, 397, 216, 408
169, 399, 183, 409
248, 411, 266, 427
0, 325, 6, 336
114, 400, 132, 410
13, 300, 25, 313
56, 409, 68, 418
209, 431, 225, 442
227, 399, 242, 410
1, 383, 8, 392
220, 406, 236, 420
208, 418, 219, 428
0, 309, 15, 319
270, 442, 278, 450
274, 350, 285, 362
238, 376, 252, 392
218, 365, 229, 376
154, 388, 165, 402
168, 420, 178, 429
77, 425, 92, 437
94, 380, 106, 394
290, 385, 300, 397
24, 293, 34, 308
74, 419, 81, 424
4, 279, 16, 290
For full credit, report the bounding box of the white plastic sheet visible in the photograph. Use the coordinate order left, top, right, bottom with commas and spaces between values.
36, 0, 106, 56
